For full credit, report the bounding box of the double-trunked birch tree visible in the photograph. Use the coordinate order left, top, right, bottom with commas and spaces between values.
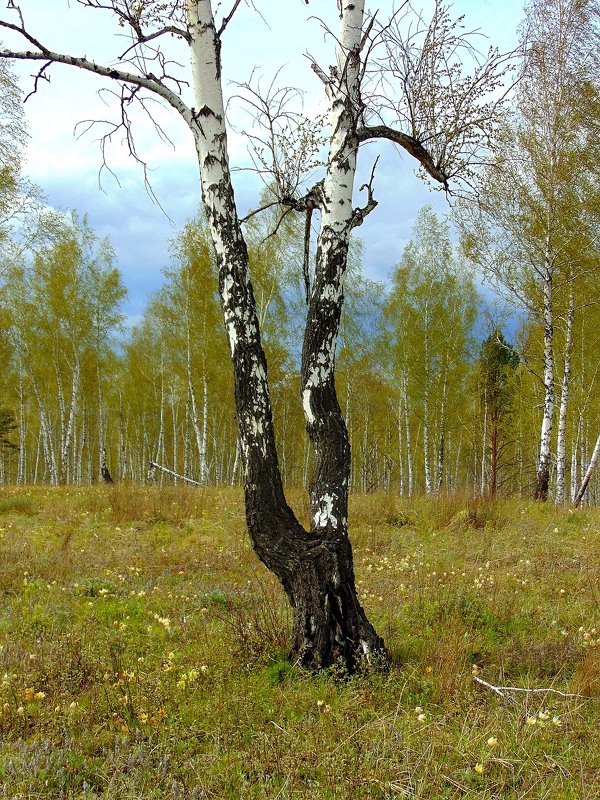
1, 0, 511, 670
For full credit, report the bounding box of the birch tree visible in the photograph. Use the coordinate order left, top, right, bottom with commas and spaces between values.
1, 0, 512, 669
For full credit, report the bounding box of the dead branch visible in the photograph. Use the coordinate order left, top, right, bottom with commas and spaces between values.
239, 201, 280, 224
148, 461, 204, 487
473, 675, 598, 701
357, 125, 449, 188
351, 155, 380, 228
218, 0, 244, 37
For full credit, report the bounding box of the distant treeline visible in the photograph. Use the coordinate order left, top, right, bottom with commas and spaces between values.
1, 206, 598, 503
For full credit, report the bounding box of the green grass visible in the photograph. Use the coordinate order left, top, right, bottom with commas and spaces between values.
0, 485, 599, 798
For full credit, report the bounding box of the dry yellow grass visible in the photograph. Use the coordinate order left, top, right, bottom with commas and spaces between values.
0, 485, 599, 798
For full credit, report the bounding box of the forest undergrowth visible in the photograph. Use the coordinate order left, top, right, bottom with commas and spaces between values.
0, 486, 599, 799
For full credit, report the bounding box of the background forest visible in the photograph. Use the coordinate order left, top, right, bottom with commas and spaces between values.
1, 200, 598, 503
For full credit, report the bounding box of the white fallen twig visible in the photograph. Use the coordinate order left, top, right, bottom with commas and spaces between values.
148, 461, 204, 487
473, 675, 597, 701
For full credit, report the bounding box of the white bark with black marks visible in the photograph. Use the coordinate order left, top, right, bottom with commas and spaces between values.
555, 286, 575, 503
535, 252, 555, 501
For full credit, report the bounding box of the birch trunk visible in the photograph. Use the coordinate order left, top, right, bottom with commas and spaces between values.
201, 372, 209, 483
171, 385, 178, 484
436, 367, 448, 493
402, 371, 414, 496
397, 395, 405, 495
17, 367, 25, 484
570, 413, 581, 502
535, 251, 555, 501
574, 433, 600, 508
481, 386, 487, 495
555, 285, 574, 503
423, 308, 432, 494
61, 359, 80, 484
155, 364, 165, 485
32, 380, 58, 486
183, 396, 190, 479
33, 428, 41, 484
187, 324, 208, 483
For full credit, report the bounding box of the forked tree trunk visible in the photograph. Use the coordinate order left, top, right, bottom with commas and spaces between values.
187, 0, 386, 670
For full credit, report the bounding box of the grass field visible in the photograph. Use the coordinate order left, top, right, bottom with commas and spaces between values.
0, 485, 599, 799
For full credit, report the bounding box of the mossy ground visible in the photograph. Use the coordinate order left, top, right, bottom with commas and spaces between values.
0, 486, 599, 798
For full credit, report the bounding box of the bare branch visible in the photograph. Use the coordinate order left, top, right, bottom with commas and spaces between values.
218, 0, 244, 37
239, 201, 280, 224
22, 59, 52, 102
148, 461, 203, 486
357, 124, 449, 188
118, 26, 191, 60
351, 155, 379, 228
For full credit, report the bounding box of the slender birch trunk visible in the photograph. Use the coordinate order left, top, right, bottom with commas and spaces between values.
453, 435, 462, 492
481, 386, 487, 496
17, 366, 26, 485
574, 433, 600, 508
183, 396, 190, 479
97, 364, 106, 481
54, 354, 66, 466
570, 413, 581, 502
423, 307, 432, 494
436, 367, 448, 493
200, 372, 208, 483
402, 371, 413, 497
187, 324, 207, 483
34, 428, 41, 484
171, 385, 178, 483
61, 358, 80, 484
230, 436, 240, 487
31, 378, 58, 485
555, 285, 574, 503
78, 412, 86, 484
397, 395, 405, 495
535, 248, 555, 501
156, 364, 165, 486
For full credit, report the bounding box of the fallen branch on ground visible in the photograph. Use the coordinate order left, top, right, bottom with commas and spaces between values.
148, 461, 203, 487
473, 675, 598, 701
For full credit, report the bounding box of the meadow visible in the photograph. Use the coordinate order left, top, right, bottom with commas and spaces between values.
0, 485, 599, 799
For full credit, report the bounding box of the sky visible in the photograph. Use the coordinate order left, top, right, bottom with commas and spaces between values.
2, 0, 524, 325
